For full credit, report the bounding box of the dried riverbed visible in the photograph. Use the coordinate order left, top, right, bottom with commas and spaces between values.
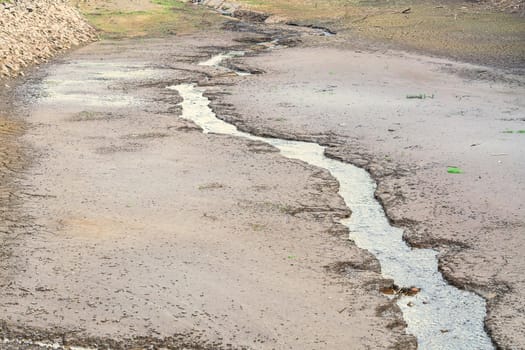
209, 32, 525, 349
0, 29, 415, 349
0, 13, 523, 350
169, 36, 496, 347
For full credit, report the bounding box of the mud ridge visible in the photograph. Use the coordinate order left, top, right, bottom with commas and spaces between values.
284, 22, 337, 35
0, 320, 235, 350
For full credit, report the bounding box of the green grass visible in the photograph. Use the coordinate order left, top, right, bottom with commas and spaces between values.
75, 0, 224, 39
151, 0, 186, 7
74, 0, 524, 66
223, 0, 525, 67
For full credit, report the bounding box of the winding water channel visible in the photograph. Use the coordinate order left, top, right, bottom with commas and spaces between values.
168, 51, 495, 348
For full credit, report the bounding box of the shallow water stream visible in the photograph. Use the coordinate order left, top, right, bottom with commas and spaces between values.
169, 74, 494, 348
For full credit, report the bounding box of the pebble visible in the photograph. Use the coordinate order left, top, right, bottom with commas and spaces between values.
0, 0, 96, 79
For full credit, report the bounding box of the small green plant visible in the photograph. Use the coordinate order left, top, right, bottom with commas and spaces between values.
447, 166, 463, 174
198, 182, 224, 190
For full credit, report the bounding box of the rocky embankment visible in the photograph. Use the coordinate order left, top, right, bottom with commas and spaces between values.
0, 0, 96, 79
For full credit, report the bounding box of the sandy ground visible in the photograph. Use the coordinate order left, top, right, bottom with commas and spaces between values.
0, 31, 416, 349
212, 41, 525, 348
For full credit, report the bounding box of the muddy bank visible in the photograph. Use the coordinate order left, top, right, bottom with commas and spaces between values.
0, 31, 415, 349
209, 42, 525, 348
0, 82, 29, 289
0, 0, 96, 79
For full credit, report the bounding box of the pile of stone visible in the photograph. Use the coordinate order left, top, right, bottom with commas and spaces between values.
0, 0, 96, 79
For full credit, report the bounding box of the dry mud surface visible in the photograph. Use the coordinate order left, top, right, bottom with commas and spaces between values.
0, 31, 416, 349
1, 11, 524, 350
214, 40, 525, 348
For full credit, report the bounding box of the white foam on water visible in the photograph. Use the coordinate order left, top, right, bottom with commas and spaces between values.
198, 51, 245, 67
